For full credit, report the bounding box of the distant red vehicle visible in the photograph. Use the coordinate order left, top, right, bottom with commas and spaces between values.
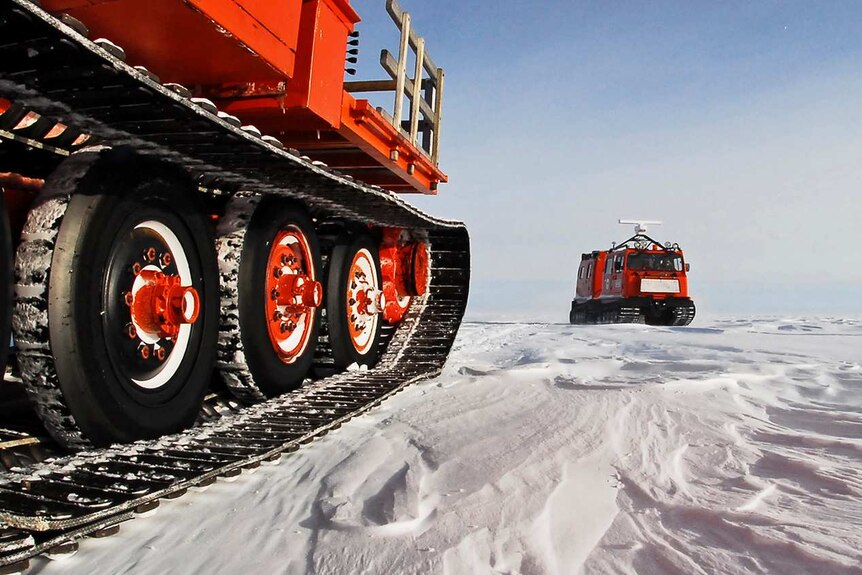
570, 221, 695, 325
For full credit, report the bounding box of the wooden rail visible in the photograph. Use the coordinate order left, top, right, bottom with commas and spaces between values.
344, 0, 444, 165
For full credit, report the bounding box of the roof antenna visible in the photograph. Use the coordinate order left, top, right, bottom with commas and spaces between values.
619, 219, 662, 235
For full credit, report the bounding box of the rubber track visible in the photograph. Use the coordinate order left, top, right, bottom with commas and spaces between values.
0, 0, 469, 567
668, 300, 696, 327
570, 300, 694, 326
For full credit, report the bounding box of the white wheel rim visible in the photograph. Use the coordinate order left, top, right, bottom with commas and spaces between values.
347, 248, 380, 355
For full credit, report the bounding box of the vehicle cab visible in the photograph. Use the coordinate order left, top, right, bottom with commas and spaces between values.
614, 248, 689, 299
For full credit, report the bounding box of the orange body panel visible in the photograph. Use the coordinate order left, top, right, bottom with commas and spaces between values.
38, 0, 443, 194
592, 253, 607, 297
576, 252, 606, 299
282, 0, 355, 127
43, 0, 302, 84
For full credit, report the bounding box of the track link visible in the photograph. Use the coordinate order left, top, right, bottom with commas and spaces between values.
0, 0, 470, 568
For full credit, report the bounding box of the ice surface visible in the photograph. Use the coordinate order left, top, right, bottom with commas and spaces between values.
30, 316, 862, 574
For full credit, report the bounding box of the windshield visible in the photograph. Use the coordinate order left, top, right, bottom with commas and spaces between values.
627, 252, 683, 272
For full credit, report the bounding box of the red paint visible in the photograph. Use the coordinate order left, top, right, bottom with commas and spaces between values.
40, 0, 443, 194
378, 228, 429, 324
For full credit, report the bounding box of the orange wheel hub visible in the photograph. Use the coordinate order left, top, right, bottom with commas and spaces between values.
130, 269, 200, 340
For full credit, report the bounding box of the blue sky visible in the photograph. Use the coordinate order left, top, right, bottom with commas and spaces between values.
351, 1, 862, 317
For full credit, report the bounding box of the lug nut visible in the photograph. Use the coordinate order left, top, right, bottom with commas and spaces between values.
273, 267, 283, 279
280, 322, 289, 333
131, 262, 142, 275
272, 311, 283, 322
155, 347, 167, 361
160, 252, 172, 268
144, 247, 157, 262
124, 292, 134, 307
139, 344, 151, 360
126, 323, 137, 339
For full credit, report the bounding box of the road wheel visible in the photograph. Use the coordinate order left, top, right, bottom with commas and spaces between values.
326, 233, 384, 370
217, 196, 322, 401
13, 151, 218, 448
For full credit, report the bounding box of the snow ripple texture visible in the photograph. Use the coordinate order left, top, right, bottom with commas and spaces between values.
30, 316, 862, 575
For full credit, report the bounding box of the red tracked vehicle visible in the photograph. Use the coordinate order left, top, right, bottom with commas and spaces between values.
0, 1, 469, 564
569, 220, 695, 326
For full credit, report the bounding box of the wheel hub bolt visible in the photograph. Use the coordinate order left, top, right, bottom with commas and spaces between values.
131, 262, 142, 276
139, 344, 151, 360
126, 323, 137, 339
124, 292, 134, 307
273, 267, 283, 279
155, 347, 167, 362
144, 247, 157, 262
159, 252, 172, 268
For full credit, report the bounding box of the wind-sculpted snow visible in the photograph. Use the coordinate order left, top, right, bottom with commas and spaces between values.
31, 317, 862, 574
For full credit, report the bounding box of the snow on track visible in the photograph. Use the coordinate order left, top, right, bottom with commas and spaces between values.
31, 317, 862, 574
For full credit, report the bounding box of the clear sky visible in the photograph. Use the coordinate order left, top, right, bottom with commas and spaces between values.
351, 1, 862, 318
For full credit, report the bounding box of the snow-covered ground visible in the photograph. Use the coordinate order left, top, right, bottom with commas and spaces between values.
31, 317, 862, 575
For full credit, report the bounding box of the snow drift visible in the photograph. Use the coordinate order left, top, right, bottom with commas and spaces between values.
30, 317, 862, 574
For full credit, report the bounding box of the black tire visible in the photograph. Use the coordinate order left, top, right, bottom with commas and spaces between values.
326, 233, 384, 370
34, 155, 217, 446
219, 198, 322, 399
0, 198, 12, 374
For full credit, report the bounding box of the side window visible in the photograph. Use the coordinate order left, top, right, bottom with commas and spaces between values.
578, 265, 585, 279
605, 258, 613, 275
614, 255, 624, 273
587, 263, 593, 278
